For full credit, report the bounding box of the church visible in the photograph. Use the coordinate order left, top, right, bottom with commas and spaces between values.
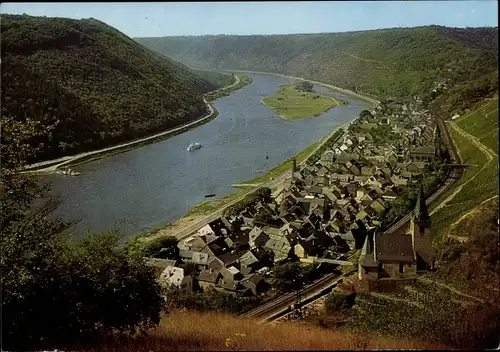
358, 183, 435, 289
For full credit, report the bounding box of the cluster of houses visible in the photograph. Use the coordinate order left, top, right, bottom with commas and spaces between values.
150, 98, 441, 296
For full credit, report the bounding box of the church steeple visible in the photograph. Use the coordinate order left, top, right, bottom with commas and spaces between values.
409, 182, 435, 271
414, 182, 431, 231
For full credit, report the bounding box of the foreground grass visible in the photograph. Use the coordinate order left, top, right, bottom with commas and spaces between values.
79, 310, 446, 351
262, 84, 340, 120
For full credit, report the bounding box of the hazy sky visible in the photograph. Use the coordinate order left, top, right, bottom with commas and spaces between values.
1, 1, 498, 37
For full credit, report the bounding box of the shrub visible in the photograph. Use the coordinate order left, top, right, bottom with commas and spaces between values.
2, 230, 165, 351
324, 292, 357, 314
140, 235, 180, 259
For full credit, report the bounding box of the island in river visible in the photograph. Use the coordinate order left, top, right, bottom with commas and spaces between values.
261, 81, 345, 120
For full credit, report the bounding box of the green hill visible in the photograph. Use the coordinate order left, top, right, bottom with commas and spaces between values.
0, 14, 232, 163
135, 26, 498, 100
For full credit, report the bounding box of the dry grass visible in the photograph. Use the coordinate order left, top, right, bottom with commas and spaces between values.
78, 310, 448, 351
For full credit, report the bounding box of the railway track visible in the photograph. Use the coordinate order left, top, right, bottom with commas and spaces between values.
239, 116, 463, 324
385, 116, 462, 235
239, 272, 343, 322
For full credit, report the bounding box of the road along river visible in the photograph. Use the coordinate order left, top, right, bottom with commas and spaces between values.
41, 73, 369, 238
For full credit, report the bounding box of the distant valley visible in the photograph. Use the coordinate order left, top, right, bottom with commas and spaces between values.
135, 26, 498, 104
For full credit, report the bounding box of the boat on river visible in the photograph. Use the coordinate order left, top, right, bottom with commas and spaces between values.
187, 142, 202, 152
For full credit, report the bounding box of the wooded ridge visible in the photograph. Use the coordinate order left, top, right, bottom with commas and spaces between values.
135, 26, 498, 102
1, 14, 231, 163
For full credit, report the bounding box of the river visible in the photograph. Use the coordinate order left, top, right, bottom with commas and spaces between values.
43, 73, 369, 239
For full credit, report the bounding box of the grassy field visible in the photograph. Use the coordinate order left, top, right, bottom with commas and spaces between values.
456, 97, 498, 152
186, 192, 245, 216
261, 84, 340, 120
430, 97, 498, 239
77, 310, 446, 351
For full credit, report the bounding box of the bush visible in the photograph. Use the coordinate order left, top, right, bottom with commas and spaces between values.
224, 187, 272, 217
1, 135, 165, 350
2, 230, 165, 350
324, 292, 357, 314
140, 236, 180, 259
295, 81, 314, 92
164, 287, 260, 314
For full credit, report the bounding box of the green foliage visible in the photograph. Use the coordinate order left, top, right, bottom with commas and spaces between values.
2, 218, 165, 350
1, 112, 164, 350
306, 129, 344, 165
136, 26, 498, 99
324, 292, 356, 314
295, 80, 314, 92
1, 14, 221, 164
456, 97, 499, 152
359, 110, 373, 120
140, 236, 180, 259
192, 69, 235, 89
370, 124, 400, 146
271, 262, 306, 292
205, 74, 253, 101
262, 84, 339, 120
430, 98, 499, 238
348, 280, 499, 349
223, 187, 272, 217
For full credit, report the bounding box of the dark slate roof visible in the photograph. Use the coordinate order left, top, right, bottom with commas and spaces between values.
216, 252, 239, 267
375, 232, 414, 263
229, 231, 249, 246
198, 269, 221, 283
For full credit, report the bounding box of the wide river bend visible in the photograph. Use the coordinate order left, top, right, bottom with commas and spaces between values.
43, 73, 369, 239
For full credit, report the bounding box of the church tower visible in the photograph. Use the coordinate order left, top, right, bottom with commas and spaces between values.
408, 183, 435, 271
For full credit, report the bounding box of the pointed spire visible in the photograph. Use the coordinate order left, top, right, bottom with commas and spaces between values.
414, 182, 431, 229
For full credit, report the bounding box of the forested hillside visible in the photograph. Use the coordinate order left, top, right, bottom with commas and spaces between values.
0, 14, 231, 163
136, 26, 498, 101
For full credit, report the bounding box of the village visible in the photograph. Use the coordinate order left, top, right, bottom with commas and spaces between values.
147, 94, 444, 300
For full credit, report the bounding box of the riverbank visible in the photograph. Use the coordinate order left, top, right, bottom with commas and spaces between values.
126, 106, 357, 246
260, 84, 341, 120
22, 73, 250, 174
206, 74, 252, 101
216, 69, 379, 106
235, 117, 355, 188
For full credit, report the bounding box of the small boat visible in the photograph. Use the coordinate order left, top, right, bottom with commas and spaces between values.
204, 193, 216, 198
69, 171, 81, 176
187, 142, 202, 152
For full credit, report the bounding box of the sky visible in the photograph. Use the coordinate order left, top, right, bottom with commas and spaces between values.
1, 1, 498, 37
